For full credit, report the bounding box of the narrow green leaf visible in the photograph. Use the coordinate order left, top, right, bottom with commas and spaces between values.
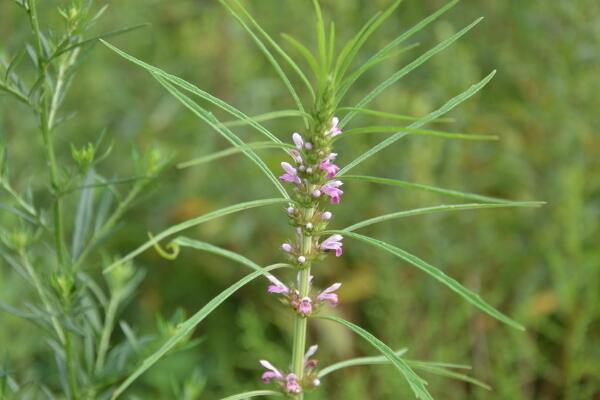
312, 0, 327, 74
341, 17, 484, 127
110, 264, 289, 400
100, 40, 283, 145
71, 170, 95, 260
229, 0, 315, 99
152, 74, 288, 198
337, 107, 452, 123
219, 1, 309, 128
177, 142, 293, 169
335, 0, 403, 84
51, 24, 149, 59
329, 231, 525, 330
220, 390, 283, 400
342, 175, 529, 204
338, 71, 496, 175
281, 34, 320, 79
410, 362, 491, 390
335, 126, 498, 141
221, 110, 309, 127
173, 236, 264, 273
103, 198, 288, 273
318, 348, 408, 378
318, 315, 432, 400
337, 0, 459, 100
344, 202, 544, 232
334, 12, 382, 82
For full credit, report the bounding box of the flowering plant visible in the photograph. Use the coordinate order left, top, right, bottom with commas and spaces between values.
0, 0, 542, 398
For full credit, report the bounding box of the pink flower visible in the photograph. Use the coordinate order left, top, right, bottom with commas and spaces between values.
319, 153, 340, 178
297, 297, 312, 315
266, 274, 289, 294
279, 162, 301, 184
321, 180, 344, 204
317, 282, 342, 306
292, 132, 304, 149
320, 234, 343, 257
289, 149, 303, 164
327, 117, 342, 137
259, 361, 303, 393
285, 374, 302, 394
304, 344, 319, 368
260, 360, 284, 383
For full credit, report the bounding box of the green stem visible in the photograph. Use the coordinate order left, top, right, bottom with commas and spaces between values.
28, 2, 78, 397
290, 208, 314, 400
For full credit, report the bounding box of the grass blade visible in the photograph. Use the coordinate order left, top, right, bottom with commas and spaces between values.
318, 348, 408, 378
342, 175, 527, 204
328, 231, 525, 330
177, 142, 294, 169
338, 71, 496, 175
335, 126, 498, 141
220, 390, 283, 400
100, 40, 283, 145
219, 1, 309, 128
103, 198, 288, 273
228, 0, 315, 100
337, 0, 459, 100
318, 315, 432, 400
341, 17, 484, 128
344, 202, 544, 232
110, 263, 289, 400
152, 74, 288, 198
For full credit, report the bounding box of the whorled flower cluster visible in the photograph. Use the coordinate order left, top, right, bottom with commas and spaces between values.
260, 345, 321, 395
260, 117, 345, 395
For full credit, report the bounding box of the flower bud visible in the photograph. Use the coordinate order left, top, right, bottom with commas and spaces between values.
312, 189, 321, 198
305, 223, 313, 230
281, 243, 293, 252
297, 256, 306, 264
321, 211, 332, 220
287, 207, 295, 215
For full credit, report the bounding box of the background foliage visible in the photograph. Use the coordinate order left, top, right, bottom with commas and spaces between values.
1, 0, 598, 399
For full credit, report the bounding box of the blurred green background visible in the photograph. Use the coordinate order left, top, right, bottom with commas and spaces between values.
1, 0, 599, 399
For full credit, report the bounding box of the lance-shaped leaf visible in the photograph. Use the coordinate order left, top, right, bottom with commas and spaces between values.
173, 237, 264, 273
219, 0, 309, 127
178, 142, 294, 169
100, 40, 283, 145
334, 0, 403, 84
221, 110, 309, 127
281, 33, 320, 78
318, 348, 408, 377
344, 202, 543, 232
337, 0, 459, 101
342, 175, 519, 204
338, 71, 496, 175
318, 352, 490, 390
220, 390, 284, 400
327, 231, 525, 330
110, 263, 289, 400
341, 17, 483, 128
318, 316, 432, 400
227, 0, 315, 100
152, 74, 288, 198
334, 126, 498, 142
104, 198, 288, 273
338, 107, 452, 123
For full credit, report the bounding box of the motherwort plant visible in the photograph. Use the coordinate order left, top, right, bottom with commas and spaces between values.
100, 0, 542, 399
